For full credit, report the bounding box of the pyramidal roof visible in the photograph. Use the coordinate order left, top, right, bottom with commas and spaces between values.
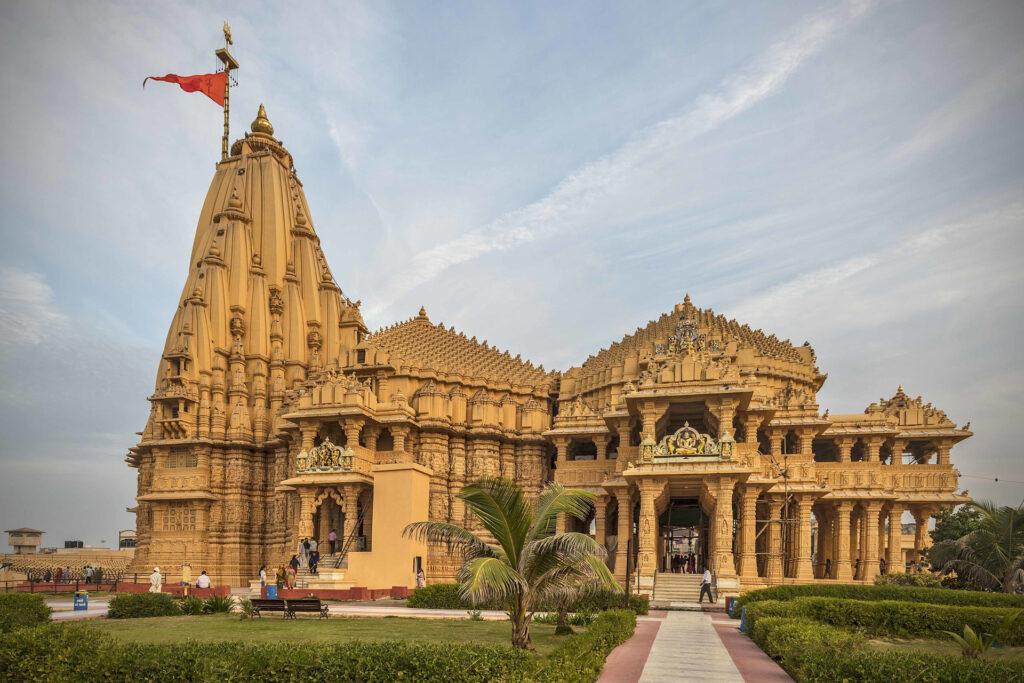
365, 307, 554, 389
155, 106, 364, 392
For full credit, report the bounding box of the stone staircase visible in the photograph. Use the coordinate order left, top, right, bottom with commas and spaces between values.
652, 572, 704, 604
293, 554, 344, 588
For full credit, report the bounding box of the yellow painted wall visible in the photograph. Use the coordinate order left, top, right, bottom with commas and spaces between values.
345, 462, 430, 589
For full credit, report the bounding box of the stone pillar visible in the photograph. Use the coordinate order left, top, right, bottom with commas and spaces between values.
851, 508, 862, 579
837, 437, 853, 463
449, 436, 467, 525
887, 505, 904, 572
770, 433, 784, 457
866, 437, 882, 463
594, 496, 607, 548
611, 489, 632, 584
862, 502, 882, 582
795, 495, 814, 580
342, 489, 359, 546
391, 425, 410, 454
937, 443, 951, 466
553, 436, 570, 465
300, 424, 317, 451
713, 478, 737, 579
738, 486, 759, 580
766, 496, 784, 581
297, 489, 315, 543
343, 417, 365, 448
636, 480, 662, 593
363, 425, 380, 451
913, 507, 931, 562
835, 501, 853, 581
890, 439, 905, 467
798, 429, 815, 459
814, 508, 829, 578
743, 414, 764, 446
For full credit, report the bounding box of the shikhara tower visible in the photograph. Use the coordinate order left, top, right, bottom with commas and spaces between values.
129, 108, 973, 596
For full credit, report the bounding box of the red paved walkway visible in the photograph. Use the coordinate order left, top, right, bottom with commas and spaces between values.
597, 618, 661, 683
597, 613, 792, 682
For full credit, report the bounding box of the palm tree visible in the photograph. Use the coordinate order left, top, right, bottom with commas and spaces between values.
930, 501, 1024, 593
404, 477, 618, 649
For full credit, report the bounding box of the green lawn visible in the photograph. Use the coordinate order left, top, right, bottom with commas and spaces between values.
868, 637, 1024, 662
91, 614, 572, 655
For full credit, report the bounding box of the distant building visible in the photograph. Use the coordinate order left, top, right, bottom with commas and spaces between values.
118, 530, 137, 549
5, 528, 43, 554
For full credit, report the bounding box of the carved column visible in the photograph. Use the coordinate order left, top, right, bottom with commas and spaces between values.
343, 417, 365, 448
862, 502, 883, 582
836, 437, 853, 463
738, 486, 759, 580
300, 424, 317, 451
912, 507, 931, 562
887, 505, 904, 572
936, 442, 951, 466
342, 488, 359, 546
890, 439, 905, 467
795, 495, 815, 580
743, 414, 764, 446
636, 479, 663, 593
835, 501, 853, 581
770, 432, 784, 457
297, 489, 315, 543
595, 438, 608, 461
714, 478, 737, 579
866, 437, 882, 463
594, 496, 607, 549
612, 488, 632, 584
449, 436, 468, 525
814, 507, 828, 578
766, 496, 784, 581
363, 424, 380, 451
553, 436, 570, 465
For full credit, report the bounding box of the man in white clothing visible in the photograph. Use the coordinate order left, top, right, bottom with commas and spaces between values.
149, 567, 162, 593
196, 570, 211, 589
699, 568, 715, 604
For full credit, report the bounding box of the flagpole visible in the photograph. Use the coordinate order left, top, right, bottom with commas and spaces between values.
215, 22, 239, 161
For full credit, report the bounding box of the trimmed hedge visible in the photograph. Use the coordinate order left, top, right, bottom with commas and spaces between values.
0, 610, 636, 682
745, 597, 1024, 645
734, 583, 1024, 615
107, 592, 178, 619
0, 594, 50, 633
407, 584, 648, 615
750, 615, 1024, 682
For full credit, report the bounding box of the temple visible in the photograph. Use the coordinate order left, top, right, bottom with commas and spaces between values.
127, 107, 972, 597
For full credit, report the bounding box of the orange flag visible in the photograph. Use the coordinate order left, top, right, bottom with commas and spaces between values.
144, 71, 227, 106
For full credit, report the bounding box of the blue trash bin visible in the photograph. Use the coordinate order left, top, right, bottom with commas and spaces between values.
73, 591, 88, 611
266, 585, 278, 599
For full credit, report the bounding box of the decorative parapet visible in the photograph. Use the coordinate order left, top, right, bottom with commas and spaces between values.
295, 438, 355, 473
638, 422, 734, 463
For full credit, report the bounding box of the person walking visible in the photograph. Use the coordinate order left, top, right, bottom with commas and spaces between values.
149, 567, 163, 593
699, 567, 715, 604
416, 567, 426, 588
328, 528, 338, 555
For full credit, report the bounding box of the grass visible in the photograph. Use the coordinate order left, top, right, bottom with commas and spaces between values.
868, 637, 1024, 662
90, 614, 572, 655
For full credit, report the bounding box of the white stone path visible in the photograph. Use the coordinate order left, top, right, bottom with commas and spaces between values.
639, 611, 743, 682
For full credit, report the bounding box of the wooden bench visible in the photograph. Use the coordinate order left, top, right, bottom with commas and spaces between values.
251, 598, 288, 618
285, 598, 330, 619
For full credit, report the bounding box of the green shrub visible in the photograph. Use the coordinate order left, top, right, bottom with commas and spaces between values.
749, 596, 1024, 645
749, 613, 1024, 682
734, 583, 1024, 616
107, 592, 179, 619
875, 572, 943, 588
0, 594, 51, 633
0, 610, 636, 682
534, 611, 597, 626
407, 584, 648, 615
531, 609, 636, 681
178, 596, 205, 615
203, 594, 234, 614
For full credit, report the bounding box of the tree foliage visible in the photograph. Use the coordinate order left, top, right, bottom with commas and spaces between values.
404, 477, 618, 649
929, 501, 1024, 594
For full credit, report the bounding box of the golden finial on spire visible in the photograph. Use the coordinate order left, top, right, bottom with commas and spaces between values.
251, 103, 274, 136
223, 21, 233, 46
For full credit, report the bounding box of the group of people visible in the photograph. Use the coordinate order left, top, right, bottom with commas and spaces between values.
669, 552, 699, 574
147, 565, 211, 594
40, 566, 73, 583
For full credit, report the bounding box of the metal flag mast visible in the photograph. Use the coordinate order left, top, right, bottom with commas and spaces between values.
215, 21, 239, 160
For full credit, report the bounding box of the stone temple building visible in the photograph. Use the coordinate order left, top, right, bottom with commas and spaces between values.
127, 107, 972, 596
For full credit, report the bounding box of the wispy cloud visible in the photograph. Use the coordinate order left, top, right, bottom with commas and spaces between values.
367, 0, 875, 316
0, 267, 68, 347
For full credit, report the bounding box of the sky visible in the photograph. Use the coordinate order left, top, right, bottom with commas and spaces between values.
1, 0, 1022, 547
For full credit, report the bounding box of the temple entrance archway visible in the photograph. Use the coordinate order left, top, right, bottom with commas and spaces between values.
659, 498, 708, 574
